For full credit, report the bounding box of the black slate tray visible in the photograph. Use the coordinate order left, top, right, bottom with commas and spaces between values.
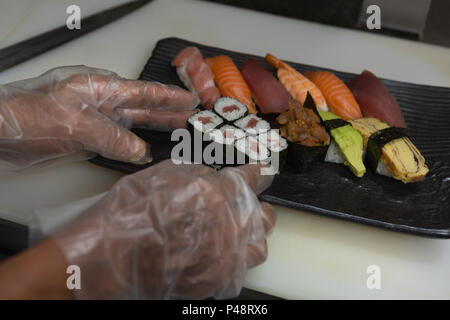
74, 38, 443, 240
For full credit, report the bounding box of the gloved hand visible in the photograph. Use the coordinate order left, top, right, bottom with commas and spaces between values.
0, 66, 198, 172
52, 160, 275, 299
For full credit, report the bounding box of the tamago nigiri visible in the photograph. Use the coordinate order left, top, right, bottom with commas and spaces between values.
265, 53, 328, 112
205, 55, 257, 114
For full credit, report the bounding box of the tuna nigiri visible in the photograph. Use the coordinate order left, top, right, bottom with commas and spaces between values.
305, 71, 362, 120
348, 70, 406, 128
265, 53, 328, 112
240, 59, 289, 114
171, 46, 220, 109
205, 55, 257, 114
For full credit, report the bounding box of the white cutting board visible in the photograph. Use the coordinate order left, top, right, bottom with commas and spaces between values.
0, 0, 449, 299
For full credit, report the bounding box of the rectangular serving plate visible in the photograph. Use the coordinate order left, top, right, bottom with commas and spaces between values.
90, 37, 450, 239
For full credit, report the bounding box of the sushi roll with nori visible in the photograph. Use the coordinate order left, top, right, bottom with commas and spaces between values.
276, 96, 330, 172
234, 114, 270, 135
187, 110, 223, 164
258, 130, 288, 172
206, 125, 246, 166
319, 111, 366, 178
187, 110, 223, 137
349, 117, 429, 183
235, 135, 270, 165
213, 97, 248, 123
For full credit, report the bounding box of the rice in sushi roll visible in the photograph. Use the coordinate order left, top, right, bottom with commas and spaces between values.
234, 114, 270, 136
188, 110, 223, 136
187, 110, 223, 164
206, 125, 246, 166
213, 97, 248, 123
235, 135, 270, 165
258, 130, 288, 172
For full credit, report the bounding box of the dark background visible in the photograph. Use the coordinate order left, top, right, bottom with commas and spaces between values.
204, 0, 450, 48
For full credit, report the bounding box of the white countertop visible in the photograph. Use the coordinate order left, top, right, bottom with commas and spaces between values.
0, 0, 449, 299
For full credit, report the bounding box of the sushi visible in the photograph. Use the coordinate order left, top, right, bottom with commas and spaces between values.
234, 114, 270, 136
171, 47, 220, 109
213, 97, 248, 123
265, 53, 328, 112
235, 135, 270, 165
205, 55, 257, 114
277, 95, 330, 172
258, 129, 289, 172
350, 118, 428, 183
187, 109, 224, 145
206, 125, 246, 166
305, 70, 363, 120
319, 111, 366, 177
348, 70, 406, 128
240, 59, 289, 114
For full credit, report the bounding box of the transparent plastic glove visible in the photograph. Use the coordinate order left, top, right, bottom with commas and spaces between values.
0, 66, 199, 172
52, 160, 275, 299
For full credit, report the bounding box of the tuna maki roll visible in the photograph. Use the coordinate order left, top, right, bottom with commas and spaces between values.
234, 114, 270, 135
350, 117, 429, 183
258, 130, 288, 172
187, 110, 223, 137
187, 110, 223, 164
206, 125, 246, 166
320, 111, 366, 178
235, 135, 270, 165
277, 95, 330, 172
213, 97, 248, 123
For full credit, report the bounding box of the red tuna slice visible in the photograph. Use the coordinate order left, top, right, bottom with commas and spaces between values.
348, 70, 406, 128
240, 59, 289, 114
172, 47, 220, 110
222, 104, 240, 113
197, 116, 213, 125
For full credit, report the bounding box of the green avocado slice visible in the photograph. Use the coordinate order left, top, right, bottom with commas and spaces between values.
319, 111, 366, 178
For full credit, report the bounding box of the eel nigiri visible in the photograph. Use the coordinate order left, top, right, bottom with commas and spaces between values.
171, 47, 220, 110
205, 55, 257, 114
348, 70, 406, 128
265, 53, 328, 112
240, 59, 289, 114
305, 71, 362, 120
350, 118, 428, 183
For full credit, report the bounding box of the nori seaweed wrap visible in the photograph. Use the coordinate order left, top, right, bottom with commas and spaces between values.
276, 93, 330, 173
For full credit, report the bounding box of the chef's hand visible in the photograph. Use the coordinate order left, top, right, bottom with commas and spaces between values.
0, 66, 198, 172
49, 160, 275, 299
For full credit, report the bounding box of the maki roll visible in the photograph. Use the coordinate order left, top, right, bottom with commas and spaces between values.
276, 95, 330, 172
258, 130, 288, 172
234, 114, 270, 135
187, 110, 223, 163
206, 125, 246, 166
350, 118, 429, 183
320, 111, 366, 178
187, 110, 223, 137
235, 135, 270, 165
213, 97, 248, 123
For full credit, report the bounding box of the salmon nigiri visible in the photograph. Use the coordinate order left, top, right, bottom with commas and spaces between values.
205, 55, 257, 114
305, 71, 362, 120
265, 54, 328, 112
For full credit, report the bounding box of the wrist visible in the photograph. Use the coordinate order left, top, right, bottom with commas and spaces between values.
52, 203, 132, 299
0, 238, 74, 299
